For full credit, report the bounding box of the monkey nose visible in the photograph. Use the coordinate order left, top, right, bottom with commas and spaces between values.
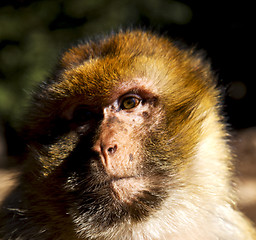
92, 141, 118, 167
106, 144, 117, 155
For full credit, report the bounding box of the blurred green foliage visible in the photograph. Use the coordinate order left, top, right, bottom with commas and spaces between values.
0, 0, 191, 125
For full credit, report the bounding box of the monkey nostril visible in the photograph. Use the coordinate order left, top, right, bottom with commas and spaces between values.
107, 145, 117, 154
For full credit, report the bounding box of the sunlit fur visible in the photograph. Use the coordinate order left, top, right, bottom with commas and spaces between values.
1, 30, 256, 240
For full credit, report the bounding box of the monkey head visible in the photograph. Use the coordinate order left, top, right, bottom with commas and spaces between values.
20, 30, 229, 239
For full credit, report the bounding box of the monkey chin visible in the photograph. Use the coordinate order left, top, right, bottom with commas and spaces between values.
110, 176, 147, 204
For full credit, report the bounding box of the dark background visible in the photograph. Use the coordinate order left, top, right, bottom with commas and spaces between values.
0, 0, 255, 163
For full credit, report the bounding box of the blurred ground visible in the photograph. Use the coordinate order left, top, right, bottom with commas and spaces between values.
0, 127, 256, 224
233, 127, 256, 223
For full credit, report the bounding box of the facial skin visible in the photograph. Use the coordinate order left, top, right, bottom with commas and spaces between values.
0, 30, 256, 240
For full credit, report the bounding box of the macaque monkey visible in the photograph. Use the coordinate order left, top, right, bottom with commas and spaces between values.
0, 30, 255, 240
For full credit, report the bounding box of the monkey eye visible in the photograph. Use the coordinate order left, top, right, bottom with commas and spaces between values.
120, 95, 141, 110
72, 105, 93, 123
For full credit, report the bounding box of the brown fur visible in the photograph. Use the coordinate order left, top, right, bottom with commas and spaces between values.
1, 30, 256, 240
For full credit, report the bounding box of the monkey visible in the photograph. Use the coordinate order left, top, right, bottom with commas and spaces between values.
0, 30, 256, 240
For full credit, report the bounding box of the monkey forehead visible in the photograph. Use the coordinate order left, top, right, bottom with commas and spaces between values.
51, 57, 161, 106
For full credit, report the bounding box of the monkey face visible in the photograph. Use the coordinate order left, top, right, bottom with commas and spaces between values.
26, 73, 171, 235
